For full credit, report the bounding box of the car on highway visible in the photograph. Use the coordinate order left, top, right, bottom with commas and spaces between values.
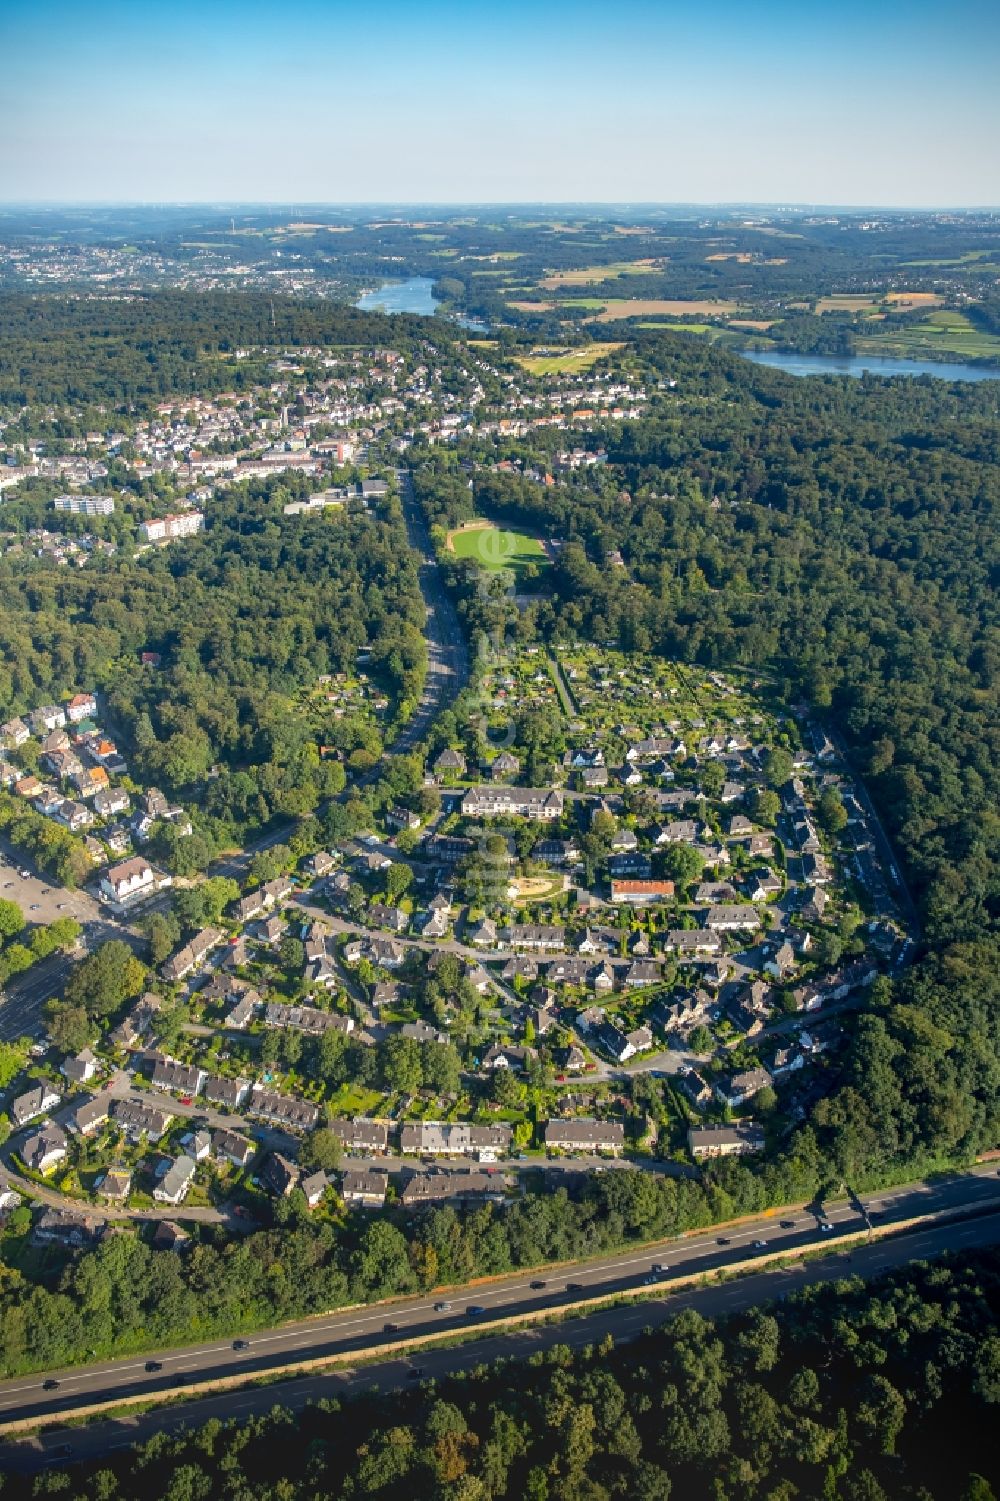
819, 1221, 834, 1233
466, 1304, 486, 1316
530, 1279, 547, 1289
753, 1239, 768, 1249
233, 1339, 251, 1350
651, 1263, 664, 1273
145, 1360, 162, 1372
384, 1322, 399, 1333
780, 1220, 796, 1229
43, 1379, 60, 1390
566, 1282, 583, 1292
716, 1237, 731, 1246
433, 1301, 451, 1312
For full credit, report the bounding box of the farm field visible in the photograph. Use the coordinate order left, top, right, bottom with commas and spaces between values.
883, 291, 944, 310
814, 295, 882, 314
855, 309, 1000, 364
539, 259, 662, 288
564, 298, 747, 322
446, 519, 549, 576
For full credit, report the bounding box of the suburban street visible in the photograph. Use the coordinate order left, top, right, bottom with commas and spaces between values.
0, 1162, 996, 1437
1, 1187, 998, 1476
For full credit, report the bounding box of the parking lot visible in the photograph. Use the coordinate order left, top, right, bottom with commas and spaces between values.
0, 844, 103, 929
0, 843, 115, 1042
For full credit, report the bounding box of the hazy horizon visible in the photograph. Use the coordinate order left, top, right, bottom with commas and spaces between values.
3, 0, 999, 207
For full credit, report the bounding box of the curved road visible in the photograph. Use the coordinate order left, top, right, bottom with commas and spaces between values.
0, 1163, 997, 1435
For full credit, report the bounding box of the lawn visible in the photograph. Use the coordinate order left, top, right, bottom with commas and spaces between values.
447, 521, 549, 576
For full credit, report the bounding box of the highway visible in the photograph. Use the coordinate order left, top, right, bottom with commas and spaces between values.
2, 1202, 998, 1478
0, 1163, 997, 1437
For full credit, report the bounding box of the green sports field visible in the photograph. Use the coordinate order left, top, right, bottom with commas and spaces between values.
447, 521, 548, 576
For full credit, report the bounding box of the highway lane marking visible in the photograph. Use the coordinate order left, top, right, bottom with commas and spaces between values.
0, 1226, 800, 1398
0, 1181, 994, 1406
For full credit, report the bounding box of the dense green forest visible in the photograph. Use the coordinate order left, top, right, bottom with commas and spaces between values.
15, 1248, 1000, 1500
0, 479, 427, 857
0, 293, 435, 411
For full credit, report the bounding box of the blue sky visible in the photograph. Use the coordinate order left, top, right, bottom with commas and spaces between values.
1, 0, 998, 204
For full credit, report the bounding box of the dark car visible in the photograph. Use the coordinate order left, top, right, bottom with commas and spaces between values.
716, 1237, 731, 1246
145, 1360, 162, 1373
233, 1339, 250, 1351
466, 1304, 486, 1316
651, 1263, 664, 1273
566, 1282, 583, 1292
384, 1322, 399, 1333
42, 1379, 60, 1391
780, 1220, 796, 1229
530, 1280, 547, 1290
433, 1301, 451, 1312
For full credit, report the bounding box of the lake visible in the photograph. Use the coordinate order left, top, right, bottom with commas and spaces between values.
742, 349, 1000, 383
357, 277, 440, 315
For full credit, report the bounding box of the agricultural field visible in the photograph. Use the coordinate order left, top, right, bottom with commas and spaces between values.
855, 308, 1000, 364
446, 519, 549, 576
564, 297, 747, 322
513, 342, 623, 374
539, 259, 664, 288
814, 294, 883, 314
